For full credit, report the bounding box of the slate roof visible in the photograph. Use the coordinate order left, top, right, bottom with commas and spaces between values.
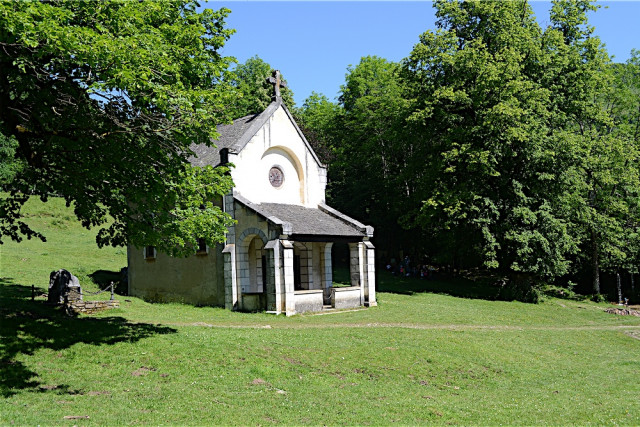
235, 196, 368, 238
189, 112, 260, 167
188, 100, 324, 168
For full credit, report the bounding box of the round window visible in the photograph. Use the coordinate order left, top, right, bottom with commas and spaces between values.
269, 166, 284, 188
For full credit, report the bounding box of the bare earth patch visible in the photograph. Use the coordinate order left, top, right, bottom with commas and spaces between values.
131, 366, 156, 376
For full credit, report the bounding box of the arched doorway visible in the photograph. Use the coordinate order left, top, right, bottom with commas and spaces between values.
237, 228, 269, 311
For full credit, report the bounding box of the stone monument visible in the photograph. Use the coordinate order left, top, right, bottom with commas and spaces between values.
48, 269, 82, 305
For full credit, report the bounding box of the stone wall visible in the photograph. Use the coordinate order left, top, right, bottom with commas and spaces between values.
331, 286, 362, 310
294, 289, 324, 313
66, 300, 120, 315
128, 241, 225, 306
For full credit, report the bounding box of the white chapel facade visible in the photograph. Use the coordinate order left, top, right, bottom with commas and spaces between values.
127, 73, 376, 315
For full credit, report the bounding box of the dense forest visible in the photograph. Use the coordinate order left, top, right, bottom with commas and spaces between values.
2, 0, 639, 301
295, 0, 640, 301
257, 1, 639, 301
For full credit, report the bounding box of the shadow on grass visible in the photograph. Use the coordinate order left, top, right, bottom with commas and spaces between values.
377, 270, 502, 300
0, 278, 176, 398
89, 269, 127, 295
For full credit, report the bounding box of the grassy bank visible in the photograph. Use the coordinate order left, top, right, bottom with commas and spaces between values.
2, 197, 640, 425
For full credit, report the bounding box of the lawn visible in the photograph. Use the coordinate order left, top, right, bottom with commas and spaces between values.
1, 197, 640, 425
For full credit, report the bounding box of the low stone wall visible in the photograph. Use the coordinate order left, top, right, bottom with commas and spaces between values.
606, 307, 640, 317
242, 292, 266, 312
67, 300, 120, 315
294, 289, 324, 313
331, 286, 361, 310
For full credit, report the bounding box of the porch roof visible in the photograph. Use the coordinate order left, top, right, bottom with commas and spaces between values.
234, 195, 370, 239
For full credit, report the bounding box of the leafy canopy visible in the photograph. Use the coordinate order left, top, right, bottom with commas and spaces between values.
0, 1, 237, 256
227, 55, 295, 118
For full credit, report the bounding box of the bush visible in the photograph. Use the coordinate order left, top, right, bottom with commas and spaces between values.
540, 283, 578, 300
497, 275, 541, 304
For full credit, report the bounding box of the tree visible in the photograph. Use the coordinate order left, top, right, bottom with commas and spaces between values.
227, 55, 295, 118
0, 1, 237, 256
295, 91, 341, 164
298, 57, 420, 257
542, 0, 640, 295
402, 0, 579, 283
0, 133, 22, 185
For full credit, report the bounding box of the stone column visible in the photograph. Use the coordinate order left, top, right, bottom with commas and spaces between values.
312, 243, 323, 289
349, 242, 366, 305
222, 244, 238, 310
364, 241, 377, 306
264, 239, 282, 313
282, 240, 296, 316
323, 242, 333, 304
299, 244, 313, 290
358, 242, 366, 305
237, 247, 250, 296
222, 193, 238, 311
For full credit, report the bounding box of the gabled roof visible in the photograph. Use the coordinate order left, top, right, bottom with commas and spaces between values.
189, 99, 325, 168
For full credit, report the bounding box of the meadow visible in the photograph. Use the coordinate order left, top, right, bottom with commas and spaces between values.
1, 197, 639, 425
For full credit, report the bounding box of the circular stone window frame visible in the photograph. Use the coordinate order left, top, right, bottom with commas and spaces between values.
268, 165, 285, 189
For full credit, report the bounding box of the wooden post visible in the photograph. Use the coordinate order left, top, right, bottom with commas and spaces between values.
616, 271, 622, 305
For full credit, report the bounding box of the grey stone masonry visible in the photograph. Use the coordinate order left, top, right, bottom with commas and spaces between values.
281, 240, 296, 316
222, 244, 238, 310
331, 287, 361, 310
264, 240, 278, 312
67, 300, 119, 315
323, 243, 333, 304
224, 193, 236, 246
294, 289, 324, 313
365, 241, 377, 306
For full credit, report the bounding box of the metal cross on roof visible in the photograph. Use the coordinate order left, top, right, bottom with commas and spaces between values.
267, 70, 287, 100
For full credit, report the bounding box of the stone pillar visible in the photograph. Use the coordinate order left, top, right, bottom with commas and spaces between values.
323, 242, 333, 304
282, 240, 296, 316
222, 193, 238, 311
358, 242, 366, 305
264, 239, 282, 313
349, 242, 366, 305
312, 243, 323, 290
222, 244, 238, 310
299, 244, 313, 290
237, 247, 249, 296
224, 194, 236, 244
364, 241, 377, 306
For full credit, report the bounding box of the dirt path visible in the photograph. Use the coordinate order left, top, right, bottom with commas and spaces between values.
168, 321, 640, 332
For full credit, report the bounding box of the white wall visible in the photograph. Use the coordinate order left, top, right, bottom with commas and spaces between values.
230, 106, 326, 207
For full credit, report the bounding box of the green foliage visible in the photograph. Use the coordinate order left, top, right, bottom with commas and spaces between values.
403, 0, 580, 279
227, 55, 295, 117
299, 57, 421, 255
0, 1, 236, 255
294, 92, 342, 164
0, 132, 23, 185
297, 0, 640, 298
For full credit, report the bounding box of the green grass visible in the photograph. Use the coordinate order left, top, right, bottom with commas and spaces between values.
2, 197, 640, 425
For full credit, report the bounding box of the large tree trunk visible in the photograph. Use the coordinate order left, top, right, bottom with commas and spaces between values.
591, 229, 600, 294
632, 272, 635, 295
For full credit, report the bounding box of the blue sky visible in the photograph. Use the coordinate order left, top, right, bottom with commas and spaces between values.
206, 1, 640, 106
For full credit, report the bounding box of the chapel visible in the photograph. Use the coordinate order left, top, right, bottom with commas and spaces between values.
127, 72, 376, 315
